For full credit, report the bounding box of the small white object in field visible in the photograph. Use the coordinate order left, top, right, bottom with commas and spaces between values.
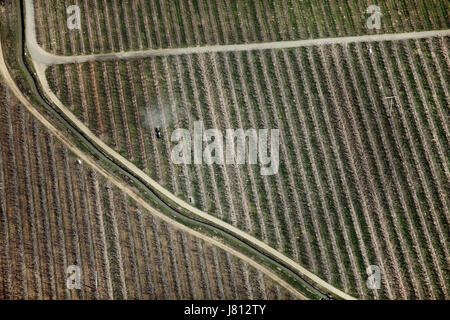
189, 197, 194, 204
76, 159, 82, 165
368, 48, 373, 53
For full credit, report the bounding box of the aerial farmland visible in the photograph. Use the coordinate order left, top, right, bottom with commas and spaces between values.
0, 0, 448, 303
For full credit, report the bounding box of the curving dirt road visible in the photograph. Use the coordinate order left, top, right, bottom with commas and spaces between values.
25, 0, 450, 66
31, 51, 356, 301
